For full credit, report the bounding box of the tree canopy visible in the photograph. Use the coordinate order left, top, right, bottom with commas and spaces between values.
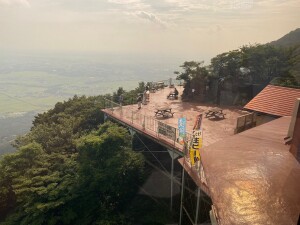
175, 61, 209, 100
0, 95, 145, 225
176, 44, 299, 104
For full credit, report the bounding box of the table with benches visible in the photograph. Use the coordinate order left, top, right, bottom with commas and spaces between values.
167, 93, 178, 100
150, 88, 156, 93
155, 107, 174, 118
205, 107, 226, 119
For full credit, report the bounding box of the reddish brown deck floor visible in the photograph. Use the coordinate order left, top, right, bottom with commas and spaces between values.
102, 87, 300, 225
202, 116, 300, 225
116, 86, 247, 146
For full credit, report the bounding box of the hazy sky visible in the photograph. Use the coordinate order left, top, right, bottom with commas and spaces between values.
0, 0, 299, 62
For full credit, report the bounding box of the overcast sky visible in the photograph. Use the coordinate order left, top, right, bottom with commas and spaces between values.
0, 0, 299, 62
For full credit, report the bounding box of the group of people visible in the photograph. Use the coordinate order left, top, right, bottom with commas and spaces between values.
130, 86, 179, 110
136, 86, 150, 109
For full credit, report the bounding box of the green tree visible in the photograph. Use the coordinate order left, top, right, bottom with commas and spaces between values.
0, 120, 145, 225
0, 84, 147, 224
211, 44, 293, 86
175, 61, 209, 100
0, 142, 78, 225
75, 122, 145, 224
32, 95, 104, 134
209, 44, 297, 104
240, 44, 289, 83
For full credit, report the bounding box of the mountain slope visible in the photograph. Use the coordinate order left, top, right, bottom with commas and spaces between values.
270, 28, 300, 47
270, 28, 300, 83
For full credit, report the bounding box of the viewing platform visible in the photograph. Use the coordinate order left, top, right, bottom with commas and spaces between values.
101, 85, 300, 225
101, 86, 248, 197
102, 86, 246, 147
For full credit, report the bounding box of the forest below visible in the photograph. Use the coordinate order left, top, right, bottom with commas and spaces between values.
0, 84, 176, 225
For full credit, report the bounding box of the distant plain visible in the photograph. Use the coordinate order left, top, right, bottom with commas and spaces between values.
0, 53, 180, 154
0, 71, 140, 113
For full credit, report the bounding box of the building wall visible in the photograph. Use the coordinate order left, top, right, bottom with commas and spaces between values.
289, 104, 300, 162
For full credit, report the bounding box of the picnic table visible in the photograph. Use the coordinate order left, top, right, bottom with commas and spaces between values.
150, 88, 156, 93
155, 107, 174, 118
167, 93, 178, 100
205, 107, 226, 119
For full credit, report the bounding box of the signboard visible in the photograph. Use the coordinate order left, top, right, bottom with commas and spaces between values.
191, 130, 203, 150
189, 113, 203, 166
193, 113, 203, 130
189, 129, 203, 165
158, 121, 176, 141
178, 117, 186, 145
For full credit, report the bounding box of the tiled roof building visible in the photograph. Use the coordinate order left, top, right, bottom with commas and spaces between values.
244, 85, 300, 116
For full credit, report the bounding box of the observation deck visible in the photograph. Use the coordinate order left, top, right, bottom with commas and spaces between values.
101, 86, 300, 225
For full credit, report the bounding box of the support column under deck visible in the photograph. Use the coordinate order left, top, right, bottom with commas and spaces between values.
168, 149, 179, 212
194, 187, 201, 225
179, 167, 185, 225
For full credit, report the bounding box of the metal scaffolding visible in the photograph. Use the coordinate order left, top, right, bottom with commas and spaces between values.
102, 98, 213, 225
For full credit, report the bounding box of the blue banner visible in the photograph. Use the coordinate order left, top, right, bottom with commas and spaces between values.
178, 117, 186, 145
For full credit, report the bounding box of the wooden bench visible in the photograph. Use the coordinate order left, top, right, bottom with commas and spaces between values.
162, 112, 175, 118
214, 112, 226, 119
205, 108, 226, 119
167, 93, 178, 100
155, 108, 174, 118
150, 88, 156, 93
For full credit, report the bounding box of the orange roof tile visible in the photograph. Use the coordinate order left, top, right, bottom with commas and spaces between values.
244, 85, 300, 116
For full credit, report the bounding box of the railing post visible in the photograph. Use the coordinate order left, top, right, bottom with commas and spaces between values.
157, 120, 159, 138
194, 187, 201, 225
142, 115, 145, 130
174, 128, 176, 146
170, 150, 174, 211
179, 167, 185, 225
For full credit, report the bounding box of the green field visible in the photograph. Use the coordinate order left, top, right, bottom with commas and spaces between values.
0, 71, 139, 113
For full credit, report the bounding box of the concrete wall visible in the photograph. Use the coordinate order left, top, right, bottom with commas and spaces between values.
289, 99, 300, 162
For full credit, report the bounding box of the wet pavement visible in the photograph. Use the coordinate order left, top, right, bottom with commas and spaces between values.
130, 86, 300, 225
202, 117, 300, 225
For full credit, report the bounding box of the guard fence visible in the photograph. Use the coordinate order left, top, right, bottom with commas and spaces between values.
103, 98, 192, 153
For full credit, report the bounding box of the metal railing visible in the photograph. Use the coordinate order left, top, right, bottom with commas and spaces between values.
103, 98, 193, 152
103, 98, 209, 196
234, 112, 257, 134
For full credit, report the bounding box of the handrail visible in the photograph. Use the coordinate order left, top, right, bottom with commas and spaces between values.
102, 98, 193, 152
102, 98, 209, 190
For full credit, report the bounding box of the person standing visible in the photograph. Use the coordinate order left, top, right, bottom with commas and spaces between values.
174, 87, 179, 97
137, 94, 142, 109
142, 90, 147, 105
146, 89, 150, 102
119, 94, 123, 106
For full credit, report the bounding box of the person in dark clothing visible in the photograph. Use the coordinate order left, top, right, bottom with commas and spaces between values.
167, 87, 179, 99
174, 88, 179, 97
137, 94, 142, 109
119, 94, 123, 106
